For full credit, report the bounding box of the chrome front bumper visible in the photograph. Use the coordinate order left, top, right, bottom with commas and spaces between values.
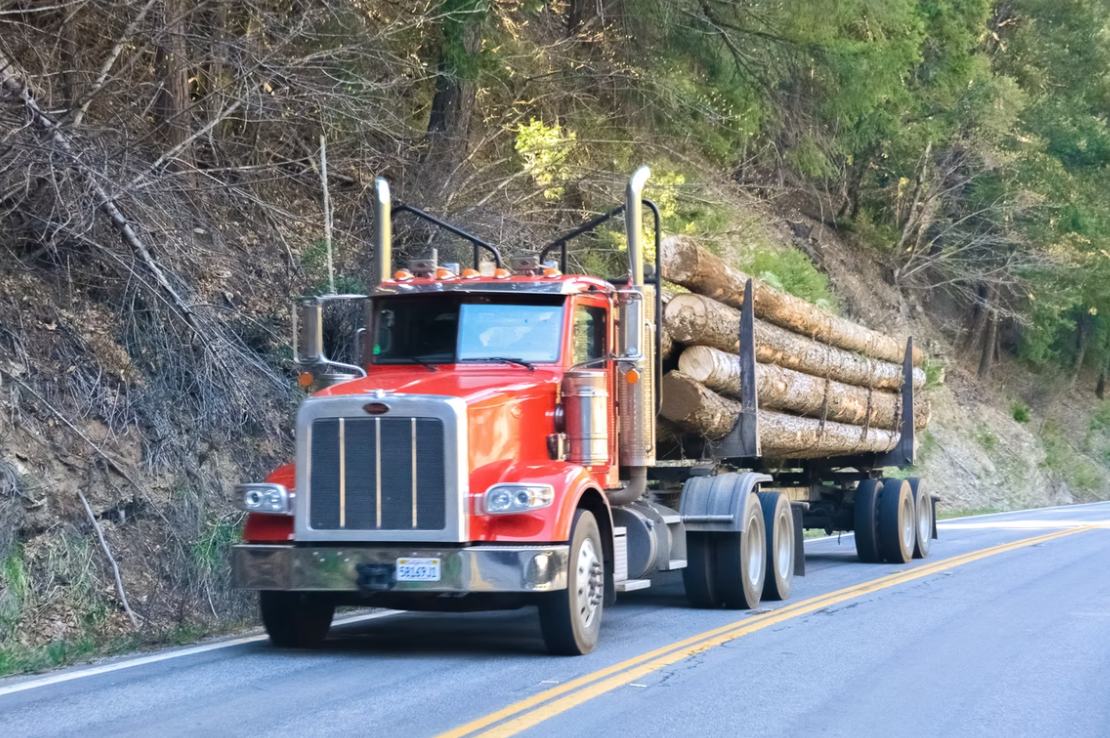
232, 544, 569, 593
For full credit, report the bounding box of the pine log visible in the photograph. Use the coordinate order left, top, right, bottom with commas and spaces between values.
661, 236, 924, 366
665, 293, 925, 391
678, 345, 930, 430
660, 372, 900, 458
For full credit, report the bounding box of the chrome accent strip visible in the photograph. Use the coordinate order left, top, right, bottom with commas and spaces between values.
375, 416, 382, 528
233, 544, 569, 593
411, 417, 418, 528
338, 418, 346, 528
295, 393, 469, 543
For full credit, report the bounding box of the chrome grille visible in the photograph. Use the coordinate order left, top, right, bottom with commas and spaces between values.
308, 416, 447, 531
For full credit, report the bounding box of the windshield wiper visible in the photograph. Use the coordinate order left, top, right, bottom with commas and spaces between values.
460, 357, 536, 371
409, 356, 439, 372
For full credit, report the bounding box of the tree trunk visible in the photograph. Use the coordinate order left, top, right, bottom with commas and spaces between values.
961, 282, 989, 356
678, 345, 929, 431
978, 308, 997, 379
154, 0, 192, 153
665, 293, 925, 391
660, 372, 900, 457
1072, 312, 1094, 384
426, 0, 485, 173
661, 236, 923, 366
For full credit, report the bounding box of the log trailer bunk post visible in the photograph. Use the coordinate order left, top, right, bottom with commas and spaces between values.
231, 168, 934, 656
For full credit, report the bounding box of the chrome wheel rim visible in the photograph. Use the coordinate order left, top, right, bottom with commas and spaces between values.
776, 512, 793, 581
747, 517, 764, 588
575, 537, 603, 629
917, 492, 932, 546
900, 493, 915, 553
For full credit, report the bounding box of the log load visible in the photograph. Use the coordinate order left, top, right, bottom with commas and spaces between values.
665, 293, 925, 391
661, 236, 924, 366
678, 345, 930, 431
660, 372, 900, 459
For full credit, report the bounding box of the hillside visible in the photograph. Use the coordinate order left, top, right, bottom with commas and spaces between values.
3, 0, 1110, 672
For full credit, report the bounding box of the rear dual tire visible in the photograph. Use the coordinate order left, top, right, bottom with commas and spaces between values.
683, 492, 770, 610
854, 477, 933, 564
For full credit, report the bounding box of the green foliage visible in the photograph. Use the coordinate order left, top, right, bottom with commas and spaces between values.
738, 247, 838, 311
917, 430, 939, 464
923, 358, 945, 389
973, 423, 998, 453
515, 119, 577, 200
1040, 420, 1104, 497
1011, 401, 1031, 424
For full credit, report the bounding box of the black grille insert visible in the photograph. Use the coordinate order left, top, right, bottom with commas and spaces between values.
308, 417, 447, 531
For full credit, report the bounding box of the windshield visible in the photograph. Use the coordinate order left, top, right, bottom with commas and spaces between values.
374, 295, 564, 365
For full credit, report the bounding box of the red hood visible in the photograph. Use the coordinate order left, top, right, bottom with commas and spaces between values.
315, 365, 561, 404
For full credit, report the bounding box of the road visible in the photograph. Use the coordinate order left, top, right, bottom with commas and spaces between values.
3, 502, 1109, 738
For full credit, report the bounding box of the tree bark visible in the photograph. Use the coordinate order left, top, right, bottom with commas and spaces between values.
154, 0, 192, 153
426, 0, 485, 173
660, 372, 900, 457
661, 236, 923, 366
1072, 311, 1095, 384
665, 293, 925, 391
978, 308, 997, 379
678, 345, 929, 431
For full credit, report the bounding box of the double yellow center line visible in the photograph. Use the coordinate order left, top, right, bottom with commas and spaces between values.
437, 525, 1098, 738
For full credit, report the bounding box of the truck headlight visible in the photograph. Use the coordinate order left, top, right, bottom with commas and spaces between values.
235, 483, 294, 515
482, 484, 555, 515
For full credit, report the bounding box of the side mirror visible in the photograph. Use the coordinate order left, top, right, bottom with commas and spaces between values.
293, 297, 323, 367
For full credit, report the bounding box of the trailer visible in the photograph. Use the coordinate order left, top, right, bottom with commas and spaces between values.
230, 168, 935, 655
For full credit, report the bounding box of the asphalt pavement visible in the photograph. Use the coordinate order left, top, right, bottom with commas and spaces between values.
2, 501, 1108, 738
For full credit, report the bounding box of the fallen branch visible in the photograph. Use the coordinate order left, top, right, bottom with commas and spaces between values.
78, 489, 142, 629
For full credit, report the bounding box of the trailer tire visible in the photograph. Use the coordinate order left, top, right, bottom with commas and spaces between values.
879, 478, 915, 564
682, 533, 721, 608
908, 478, 932, 559
757, 491, 794, 601
714, 493, 765, 609
853, 479, 883, 563
260, 591, 335, 649
539, 509, 604, 655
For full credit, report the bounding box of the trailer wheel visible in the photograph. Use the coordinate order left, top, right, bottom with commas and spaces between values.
853, 478, 883, 563
539, 509, 604, 655
714, 493, 765, 609
756, 491, 794, 600
682, 533, 721, 608
260, 591, 335, 648
908, 478, 932, 559
879, 479, 915, 564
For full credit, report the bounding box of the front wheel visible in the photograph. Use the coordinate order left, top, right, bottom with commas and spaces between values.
260, 591, 335, 648
539, 509, 604, 655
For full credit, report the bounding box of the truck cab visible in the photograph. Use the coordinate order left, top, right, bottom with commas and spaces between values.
233, 169, 695, 656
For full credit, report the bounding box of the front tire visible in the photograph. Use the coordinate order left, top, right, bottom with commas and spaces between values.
757, 491, 794, 601
260, 591, 335, 648
539, 509, 604, 655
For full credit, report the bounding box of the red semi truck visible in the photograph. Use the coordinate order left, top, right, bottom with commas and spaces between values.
231, 169, 933, 655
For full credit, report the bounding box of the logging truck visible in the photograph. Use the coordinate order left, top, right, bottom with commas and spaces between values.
231, 168, 936, 655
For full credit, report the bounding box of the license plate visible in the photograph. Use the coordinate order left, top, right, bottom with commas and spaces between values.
396, 557, 441, 582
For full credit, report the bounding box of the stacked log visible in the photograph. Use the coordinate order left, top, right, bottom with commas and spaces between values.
661, 235, 924, 366
659, 237, 929, 460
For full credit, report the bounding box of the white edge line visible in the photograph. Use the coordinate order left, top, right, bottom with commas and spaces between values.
0, 610, 399, 698
803, 499, 1110, 544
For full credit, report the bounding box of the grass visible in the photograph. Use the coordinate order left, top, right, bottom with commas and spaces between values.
1040, 420, 1104, 496
1011, 400, 1031, 423
937, 506, 1001, 520
973, 423, 999, 453
737, 245, 839, 311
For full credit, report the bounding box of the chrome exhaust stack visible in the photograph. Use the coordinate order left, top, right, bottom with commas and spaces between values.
372, 177, 392, 289
616, 167, 655, 503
